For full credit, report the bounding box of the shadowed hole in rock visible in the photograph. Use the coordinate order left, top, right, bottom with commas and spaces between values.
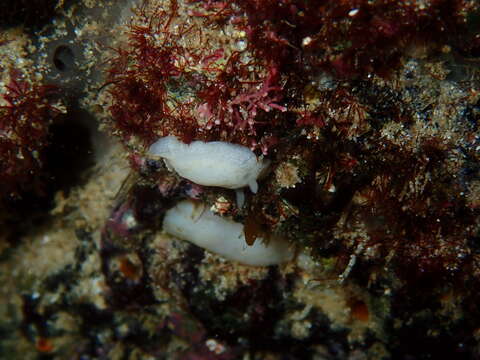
2, 105, 98, 244
53, 45, 75, 72
44, 105, 96, 192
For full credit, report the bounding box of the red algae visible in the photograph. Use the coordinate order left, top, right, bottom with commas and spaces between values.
1, 0, 480, 358
106, 0, 288, 153
103, 0, 480, 284
106, 0, 479, 155
236, 0, 479, 78
0, 69, 61, 198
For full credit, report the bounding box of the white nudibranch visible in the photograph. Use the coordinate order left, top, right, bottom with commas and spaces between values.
148, 136, 269, 193
163, 200, 294, 266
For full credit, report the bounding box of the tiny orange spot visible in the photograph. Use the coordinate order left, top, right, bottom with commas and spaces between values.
119, 258, 139, 280
351, 300, 369, 322
36, 337, 54, 353
440, 291, 453, 303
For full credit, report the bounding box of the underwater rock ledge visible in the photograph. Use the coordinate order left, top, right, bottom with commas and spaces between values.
0, 0, 480, 359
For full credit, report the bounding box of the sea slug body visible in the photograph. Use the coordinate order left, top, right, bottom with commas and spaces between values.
148, 136, 269, 193
163, 200, 293, 266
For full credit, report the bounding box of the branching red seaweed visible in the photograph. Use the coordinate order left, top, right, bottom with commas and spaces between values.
0, 69, 60, 198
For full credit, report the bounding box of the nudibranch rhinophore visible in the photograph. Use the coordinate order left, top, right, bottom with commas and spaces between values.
163, 200, 293, 266
148, 136, 269, 193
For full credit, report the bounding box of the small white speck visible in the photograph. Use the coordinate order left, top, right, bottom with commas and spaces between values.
206, 339, 225, 354
348, 9, 360, 17
236, 39, 247, 51
302, 37, 312, 46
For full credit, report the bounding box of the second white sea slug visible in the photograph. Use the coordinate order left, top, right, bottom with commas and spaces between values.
163, 200, 293, 266
148, 136, 269, 193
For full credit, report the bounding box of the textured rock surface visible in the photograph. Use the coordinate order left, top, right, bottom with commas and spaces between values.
1, 0, 480, 359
